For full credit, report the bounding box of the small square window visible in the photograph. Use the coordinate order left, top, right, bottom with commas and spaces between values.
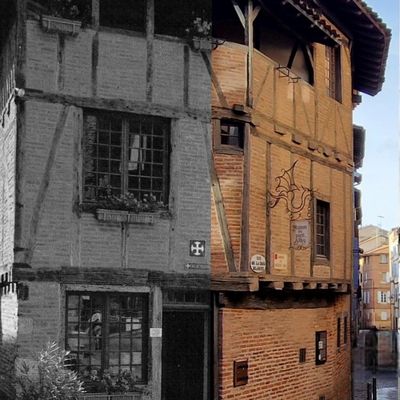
219, 120, 244, 149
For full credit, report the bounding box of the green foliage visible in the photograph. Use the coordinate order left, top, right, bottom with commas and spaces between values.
14, 342, 84, 400
80, 369, 136, 394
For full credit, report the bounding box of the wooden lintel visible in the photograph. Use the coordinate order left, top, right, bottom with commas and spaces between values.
318, 283, 329, 290
211, 276, 259, 292
304, 282, 317, 290
21, 89, 210, 122
291, 282, 304, 290
267, 281, 284, 290
335, 283, 348, 293
328, 283, 338, 290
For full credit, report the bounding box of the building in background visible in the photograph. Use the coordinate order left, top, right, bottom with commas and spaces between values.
210, 1, 390, 399
0, 1, 211, 399
389, 228, 399, 333
360, 244, 391, 330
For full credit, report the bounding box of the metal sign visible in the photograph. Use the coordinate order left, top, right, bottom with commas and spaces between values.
291, 220, 311, 249
185, 263, 209, 271
250, 255, 266, 273
190, 240, 205, 257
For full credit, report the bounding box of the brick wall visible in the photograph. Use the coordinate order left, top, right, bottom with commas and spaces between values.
219, 295, 351, 400
211, 38, 354, 280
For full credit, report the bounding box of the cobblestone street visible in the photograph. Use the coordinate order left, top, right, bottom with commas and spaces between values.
353, 332, 398, 400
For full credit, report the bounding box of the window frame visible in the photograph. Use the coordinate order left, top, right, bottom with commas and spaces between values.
82, 111, 171, 205
315, 331, 327, 365
65, 291, 149, 383
314, 199, 330, 261
214, 118, 245, 153
325, 45, 342, 102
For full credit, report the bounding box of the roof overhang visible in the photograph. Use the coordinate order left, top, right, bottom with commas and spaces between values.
318, 0, 391, 96
257, 0, 341, 46
353, 124, 365, 169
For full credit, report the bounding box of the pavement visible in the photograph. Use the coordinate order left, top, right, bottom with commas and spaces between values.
352, 333, 398, 400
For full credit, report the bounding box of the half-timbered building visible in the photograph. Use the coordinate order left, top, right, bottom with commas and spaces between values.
0, 1, 211, 399
210, 1, 390, 399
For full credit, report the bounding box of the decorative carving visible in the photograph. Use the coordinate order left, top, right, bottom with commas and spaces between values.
268, 161, 313, 220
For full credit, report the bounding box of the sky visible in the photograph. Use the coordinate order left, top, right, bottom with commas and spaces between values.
353, 0, 399, 231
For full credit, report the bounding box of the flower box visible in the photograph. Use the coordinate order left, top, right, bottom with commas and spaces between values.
79, 394, 138, 400
41, 15, 82, 36
191, 37, 212, 51
96, 209, 129, 223
96, 209, 155, 225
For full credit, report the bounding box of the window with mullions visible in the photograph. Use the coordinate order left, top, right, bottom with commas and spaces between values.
83, 112, 170, 203
315, 200, 330, 259
66, 292, 148, 382
325, 46, 342, 102
219, 120, 244, 149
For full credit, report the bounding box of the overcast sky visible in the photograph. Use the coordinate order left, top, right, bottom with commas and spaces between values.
353, 0, 399, 231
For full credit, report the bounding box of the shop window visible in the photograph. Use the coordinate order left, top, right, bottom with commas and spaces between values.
65, 292, 148, 382
315, 331, 327, 365
155, 0, 210, 38
83, 112, 170, 204
325, 45, 342, 102
100, 0, 146, 31
218, 119, 245, 149
315, 200, 330, 259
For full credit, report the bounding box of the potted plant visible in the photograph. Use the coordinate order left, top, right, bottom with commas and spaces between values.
79, 369, 145, 400
40, 0, 91, 36
95, 189, 166, 225
186, 17, 212, 51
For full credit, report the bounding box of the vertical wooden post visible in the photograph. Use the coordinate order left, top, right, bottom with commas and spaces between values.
245, 0, 254, 107
146, 0, 155, 102
151, 286, 162, 400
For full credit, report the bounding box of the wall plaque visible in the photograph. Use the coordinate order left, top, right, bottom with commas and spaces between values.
273, 253, 288, 271
291, 220, 311, 249
250, 255, 266, 273
150, 328, 162, 338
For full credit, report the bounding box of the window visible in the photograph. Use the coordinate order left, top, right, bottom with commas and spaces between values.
315, 331, 327, 365
343, 316, 348, 345
66, 292, 148, 382
381, 311, 388, 321
218, 119, 244, 149
378, 291, 388, 304
336, 318, 341, 348
315, 200, 330, 259
299, 348, 306, 363
380, 254, 388, 264
325, 46, 341, 102
381, 272, 389, 283
83, 112, 170, 203
100, 0, 146, 31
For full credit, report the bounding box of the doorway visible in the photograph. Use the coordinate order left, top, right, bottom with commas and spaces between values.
162, 310, 208, 400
